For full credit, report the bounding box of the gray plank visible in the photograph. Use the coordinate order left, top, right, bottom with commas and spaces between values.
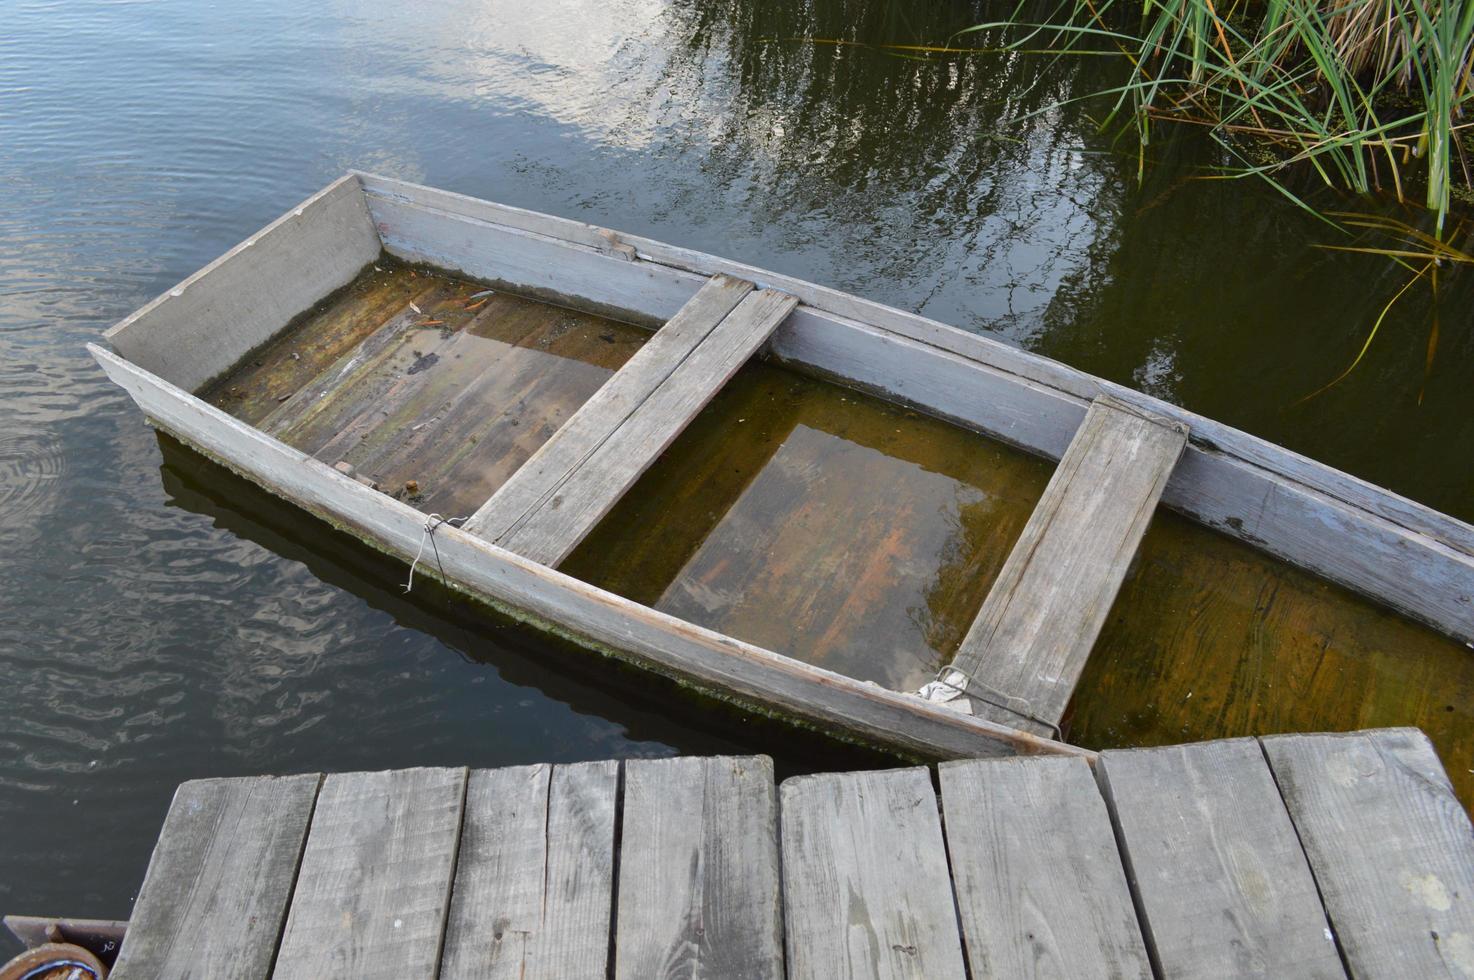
110, 774, 320, 980
1263, 728, 1474, 979
272, 767, 468, 979
88, 341, 1099, 763
464, 274, 753, 542
1097, 739, 1343, 979
781, 767, 967, 979
943, 396, 1187, 733
441, 762, 618, 980
106, 174, 380, 392
493, 288, 798, 567
615, 756, 782, 979
938, 757, 1151, 980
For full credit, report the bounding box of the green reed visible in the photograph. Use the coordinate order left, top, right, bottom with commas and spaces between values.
971, 0, 1474, 235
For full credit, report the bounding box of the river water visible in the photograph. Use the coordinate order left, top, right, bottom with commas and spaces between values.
2, 0, 1471, 937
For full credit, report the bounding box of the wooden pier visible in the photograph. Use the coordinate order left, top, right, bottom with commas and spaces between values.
63, 727, 1472, 978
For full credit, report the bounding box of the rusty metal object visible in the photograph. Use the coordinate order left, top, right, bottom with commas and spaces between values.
0, 942, 107, 979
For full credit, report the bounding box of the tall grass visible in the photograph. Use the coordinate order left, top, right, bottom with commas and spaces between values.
974, 0, 1474, 234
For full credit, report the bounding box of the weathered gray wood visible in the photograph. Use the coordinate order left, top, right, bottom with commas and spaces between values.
273, 767, 468, 979
89, 341, 1093, 762
441, 762, 618, 980
354, 174, 1474, 641
780, 767, 967, 979
108, 774, 320, 980
938, 757, 1151, 980
357, 172, 639, 256
4, 916, 128, 955
491, 288, 798, 567
1263, 728, 1474, 979
615, 756, 783, 979
105, 175, 381, 393
465, 275, 753, 543
256, 296, 430, 438
365, 190, 703, 329
1097, 739, 1343, 979
943, 397, 1187, 733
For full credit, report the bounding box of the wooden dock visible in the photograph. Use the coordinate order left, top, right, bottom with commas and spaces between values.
61, 727, 1471, 978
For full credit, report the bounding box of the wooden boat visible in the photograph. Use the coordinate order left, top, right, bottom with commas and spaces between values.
89, 173, 1474, 760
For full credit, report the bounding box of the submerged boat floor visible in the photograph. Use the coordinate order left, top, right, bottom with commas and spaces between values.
204, 262, 647, 518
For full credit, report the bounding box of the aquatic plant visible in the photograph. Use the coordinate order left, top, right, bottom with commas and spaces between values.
971, 0, 1474, 235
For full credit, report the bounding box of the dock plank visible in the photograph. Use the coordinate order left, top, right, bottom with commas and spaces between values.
490, 288, 798, 567
938, 757, 1151, 980
1263, 728, 1474, 979
466, 274, 753, 542
110, 774, 320, 980
273, 767, 468, 980
941, 396, 1186, 734
614, 756, 782, 979
781, 767, 967, 979
441, 761, 618, 980
1097, 739, 1343, 979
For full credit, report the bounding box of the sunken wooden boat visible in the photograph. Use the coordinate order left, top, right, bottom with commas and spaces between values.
89, 173, 1474, 760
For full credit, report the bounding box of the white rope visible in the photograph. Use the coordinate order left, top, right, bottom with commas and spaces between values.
404, 514, 467, 593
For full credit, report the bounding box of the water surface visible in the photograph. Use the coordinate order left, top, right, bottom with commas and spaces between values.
3, 0, 1473, 940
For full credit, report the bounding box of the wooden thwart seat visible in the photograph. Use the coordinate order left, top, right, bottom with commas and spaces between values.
933, 395, 1188, 734
464, 274, 797, 566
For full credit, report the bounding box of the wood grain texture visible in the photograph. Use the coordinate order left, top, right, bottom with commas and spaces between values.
615, 756, 783, 979
780, 767, 967, 980
365, 191, 702, 329
947, 396, 1187, 732
494, 289, 798, 567
201, 263, 439, 427
1097, 739, 1343, 980
273, 767, 468, 980
938, 757, 1150, 980
1263, 728, 1474, 979
465, 274, 753, 542
105, 174, 381, 393
90, 340, 1090, 761
441, 762, 618, 980
109, 774, 320, 980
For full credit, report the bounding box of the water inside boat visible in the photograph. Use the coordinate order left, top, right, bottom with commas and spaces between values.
203, 261, 649, 518
1067, 512, 1474, 807
563, 362, 1054, 690
201, 257, 1474, 809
